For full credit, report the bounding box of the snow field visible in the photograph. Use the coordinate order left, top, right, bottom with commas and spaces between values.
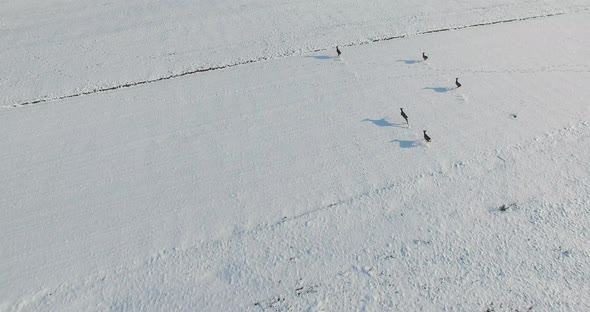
1, 5, 590, 312
1, 0, 588, 106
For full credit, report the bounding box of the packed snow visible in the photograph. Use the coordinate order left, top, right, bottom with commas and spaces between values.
1, 1, 589, 311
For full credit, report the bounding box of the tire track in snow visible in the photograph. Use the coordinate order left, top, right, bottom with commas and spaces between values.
7, 10, 582, 109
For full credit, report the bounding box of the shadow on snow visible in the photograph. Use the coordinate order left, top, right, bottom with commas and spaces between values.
396, 59, 422, 65
305, 55, 336, 60
390, 139, 421, 148
423, 87, 453, 93
362, 118, 405, 128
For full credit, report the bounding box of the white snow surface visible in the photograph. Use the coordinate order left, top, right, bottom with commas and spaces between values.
1, 2, 590, 312
0, 0, 588, 106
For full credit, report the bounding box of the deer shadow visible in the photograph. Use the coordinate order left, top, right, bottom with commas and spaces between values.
423, 87, 453, 93
390, 139, 421, 148
397, 60, 421, 65
306, 55, 335, 60
362, 118, 406, 128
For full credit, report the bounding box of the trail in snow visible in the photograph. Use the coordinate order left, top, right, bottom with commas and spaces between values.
4, 9, 587, 109
10, 121, 589, 311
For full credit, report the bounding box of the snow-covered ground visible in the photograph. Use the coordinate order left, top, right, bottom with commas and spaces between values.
1, 0, 588, 106
1, 1, 590, 311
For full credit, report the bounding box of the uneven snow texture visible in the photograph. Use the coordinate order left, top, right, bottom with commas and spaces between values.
1, 1, 590, 312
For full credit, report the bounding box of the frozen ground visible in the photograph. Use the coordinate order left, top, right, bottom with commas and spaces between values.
1, 1, 590, 312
